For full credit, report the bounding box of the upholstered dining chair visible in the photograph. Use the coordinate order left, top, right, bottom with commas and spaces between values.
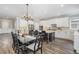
26, 35, 43, 54
11, 32, 25, 54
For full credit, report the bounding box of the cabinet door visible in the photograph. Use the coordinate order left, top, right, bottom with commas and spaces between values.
56, 18, 69, 27
70, 18, 79, 30
55, 31, 66, 38
39, 26, 43, 31
74, 35, 79, 49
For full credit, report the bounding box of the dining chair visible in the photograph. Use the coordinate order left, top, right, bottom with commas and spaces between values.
34, 30, 39, 36
39, 31, 48, 42
15, 38, 26, 54
26, 35, 43, 54
29, 30, 34, 35
11, 32, 16, 50
11, 32, 17, 51
11, 32, 25, 54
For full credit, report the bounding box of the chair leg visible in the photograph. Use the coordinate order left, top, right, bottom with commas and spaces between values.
15, 49, 19, 54
33, 51, 36, 54
41, 48, 42, 54
12, 44, 14, 50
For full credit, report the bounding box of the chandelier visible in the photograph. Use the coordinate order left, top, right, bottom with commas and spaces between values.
22, 4, 33, 21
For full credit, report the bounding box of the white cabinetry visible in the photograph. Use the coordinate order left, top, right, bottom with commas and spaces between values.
74, 31, 79, 53
55, 17, 69, 27
70, 18, 79, 30
55, 30, 74, 40
70, 17, 79, 53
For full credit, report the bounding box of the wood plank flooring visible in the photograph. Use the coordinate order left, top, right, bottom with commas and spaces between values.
0, 33, 14, 54
42, 39, 74, 54
0, 33, 74, 54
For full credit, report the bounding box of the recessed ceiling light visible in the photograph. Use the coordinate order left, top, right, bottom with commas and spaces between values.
60, 4, 64, 7
4, 7, 9, 10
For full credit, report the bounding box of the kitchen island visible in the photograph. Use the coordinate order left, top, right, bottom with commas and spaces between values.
46, 30, 55, 42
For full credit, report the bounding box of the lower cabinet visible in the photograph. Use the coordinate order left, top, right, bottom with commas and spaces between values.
74, 31, 79, 53
55, 30, 74, 40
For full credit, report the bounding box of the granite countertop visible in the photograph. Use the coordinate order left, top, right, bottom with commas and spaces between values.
45, 27, 70, 33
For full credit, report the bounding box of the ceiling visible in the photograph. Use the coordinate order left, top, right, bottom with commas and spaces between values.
0, 4, 79, 20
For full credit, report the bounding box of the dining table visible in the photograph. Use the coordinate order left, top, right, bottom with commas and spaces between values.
16, 35, 37, 53
18, 35, 36, 45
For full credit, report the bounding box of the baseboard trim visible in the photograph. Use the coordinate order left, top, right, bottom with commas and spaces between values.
74, 49, 79, 54
55, 37, 73, 42
0, 33, 10, 34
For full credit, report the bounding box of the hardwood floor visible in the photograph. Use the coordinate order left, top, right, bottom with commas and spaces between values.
42, 39, 74, 54
0, 33, 14, 54
0, 33, 74, 54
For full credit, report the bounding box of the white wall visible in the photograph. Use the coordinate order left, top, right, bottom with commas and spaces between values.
34, 19, 40, 31
0, 19, 15, 34
34, 22, 39, 30
15, 17, 40, 34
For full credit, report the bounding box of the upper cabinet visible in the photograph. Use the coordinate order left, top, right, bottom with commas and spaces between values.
40, 17, 69, 29
70, 17, 79, 30
55, 17, 69, 27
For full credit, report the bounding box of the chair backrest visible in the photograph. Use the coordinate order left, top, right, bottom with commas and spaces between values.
11, 32, 15, 43
42, 31, 47, 36
11, 32, 19, 47
17, 37, 23, 45
11, 32, 14, 38
34, 35, 43, 51
34, 30, 39, 36
29, 30, 34, 35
